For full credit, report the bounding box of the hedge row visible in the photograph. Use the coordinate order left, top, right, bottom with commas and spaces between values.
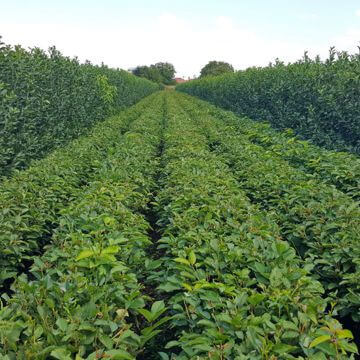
177, 49, 360, 154
0, 40, 160, 176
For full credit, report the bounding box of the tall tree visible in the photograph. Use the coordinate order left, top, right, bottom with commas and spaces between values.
200, 61, 234, 77
132, 62, 176, 84
153, 62, 175, 84
133, 65, 163, 83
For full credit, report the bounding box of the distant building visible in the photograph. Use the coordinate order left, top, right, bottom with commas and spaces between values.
174, 77, 186, 83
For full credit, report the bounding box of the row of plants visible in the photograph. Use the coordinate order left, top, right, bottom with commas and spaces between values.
0, 92, 169, 359
176, 49, 360, 154
0, 38, 161, 176
177, 94, 360, 201
1, 90, 358, 358
0, 93, 158, 294
148, 93, 357, 359
177, 93, 360, 326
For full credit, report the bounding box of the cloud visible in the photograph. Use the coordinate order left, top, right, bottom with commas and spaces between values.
356, 9, 360, 17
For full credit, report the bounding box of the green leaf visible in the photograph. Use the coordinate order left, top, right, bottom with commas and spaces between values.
50, 348, 72, 360
174, 257, 190, 266
76, 249, 94, 261
182, 283, 193, 291
209, 238, 219, 251
151, 316, 172, 329
309, 335, 331, 348
151, 300, 165, 315
158, 352, 169, 360
141, 328, 161, 344
158, 282, 181, 292
197, 319, 217, 328
45, 298, 55, 309
56, 318, 68, 332
272, 343, 297, 354
104, 216, 116, 226
104, 349, 134, 359
37, 305, 46, 318
337, 329, 353, 339
80, 301, 97, 319
111, 264, 129, 274
98, 333, 114, 349
165, 340, 180, 349
102, 245, 120, 255
138, 309, 153, 322
2, 322, 24, 344
248, 293, 265, 306
339, 341, 358, 354
78, 323, 97, 332
188, 250, 196, 265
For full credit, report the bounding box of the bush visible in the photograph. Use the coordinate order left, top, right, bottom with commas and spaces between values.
177, 49, 360, 154
0, 41, 160, 176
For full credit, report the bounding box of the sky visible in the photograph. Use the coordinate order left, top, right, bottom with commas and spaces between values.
1, 0, 360, 78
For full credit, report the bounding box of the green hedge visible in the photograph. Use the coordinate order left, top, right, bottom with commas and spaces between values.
177, 49, 360, 154
0, 41, 160, 176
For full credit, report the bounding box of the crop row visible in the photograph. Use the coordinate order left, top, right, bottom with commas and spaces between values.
177, 93, 360, 325
148, 93, 356, 359
0, 92, 168, 359
176, 93, 360, 201
0, 93, 159, 294
1, 91, 358, 359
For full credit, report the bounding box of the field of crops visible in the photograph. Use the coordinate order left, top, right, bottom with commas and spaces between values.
1, 90, 359, 359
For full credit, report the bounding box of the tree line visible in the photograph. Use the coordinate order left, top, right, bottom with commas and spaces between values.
132, 60, 235, 84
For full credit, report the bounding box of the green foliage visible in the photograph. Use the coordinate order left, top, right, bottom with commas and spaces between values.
178, 48, 360, 154
0, 91, 358, 359
153, 62, 176, 85
177, 93, 360, 201
177, 91, 360, 327
0, 93, 169, 358
147, 92, 357, 359
199, 60, 234, 78
133, 65, 164, 83
133, 62, 175, 85
0, 93, 158, 291
0, 40, 160, 176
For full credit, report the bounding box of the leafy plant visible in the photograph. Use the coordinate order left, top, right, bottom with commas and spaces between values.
177, 48, 360, 154
0, 93, 168, 358
145, 92, 357, 358
0, 39, 160, 176
0, 90, 359, 359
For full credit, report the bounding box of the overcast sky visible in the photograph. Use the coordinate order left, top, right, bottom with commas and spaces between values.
2, 0, 360, 77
